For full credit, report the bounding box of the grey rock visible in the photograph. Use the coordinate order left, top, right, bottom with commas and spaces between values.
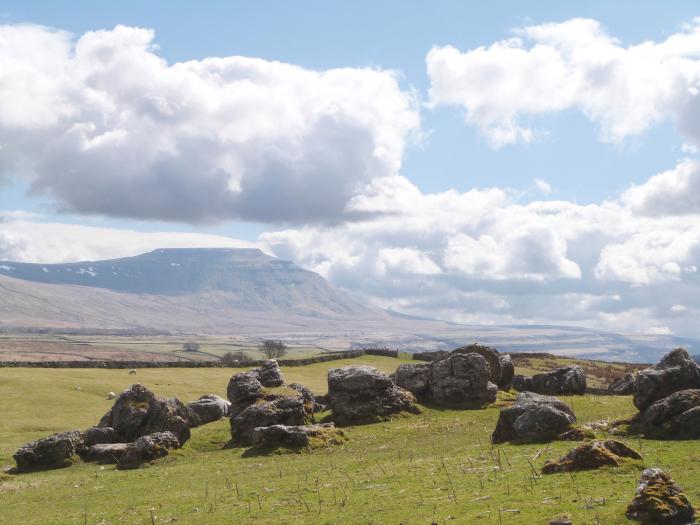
250, 423, 345, 449
643, 389, 700, 438
512, 374, 533, 392
231, 394, 312, 445
98, 384, 195, 446
187, 394, 230, 426
117, 431, 180, 469
288, 382, 323, 412
328, 366, 419, 425
83, 426, 116, 447
633, 348, 700, 411
492, 392, 576, 444
451, 344, 502, 384
80, 443, 129, 463
430, 353, 497, 406
608, 374, 636, 395
13, 430, 83, 472
530, 366, 587, 396
227, 371, 263, 415
626, 468, 695, 524
497, 354, 515, 391
258, 359, 284, 387
393, 363, 432, 398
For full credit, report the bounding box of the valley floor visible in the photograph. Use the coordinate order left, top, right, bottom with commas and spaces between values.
1, 356, 698, 524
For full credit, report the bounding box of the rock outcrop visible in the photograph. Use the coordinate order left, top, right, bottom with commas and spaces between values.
227, 371, 263, 414
393, 363, 432, 399
497, 354, 515, 391
542, 440, 641, 474
430, 353, 497, 406
451, 344, 502, 385
231, 392, 313, 445
13, 430, 83, 472
258, 359, 284, 387
328, 366, 419, 425
633, 348, 700, 411
250, 423, 346, 450
492, 392, 576, 444
187, 394, 230, 426
626, 468, 695, 524
97, 384, 195, 446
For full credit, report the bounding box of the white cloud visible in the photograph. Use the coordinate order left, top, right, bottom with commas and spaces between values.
0, 220, 257, 263
0, 24, 420, 224
427, 17, 700, 147
622, 159, 700, 216
534, 178, 552, 194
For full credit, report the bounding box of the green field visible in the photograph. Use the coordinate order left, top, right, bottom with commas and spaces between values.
1, 355, 698, 524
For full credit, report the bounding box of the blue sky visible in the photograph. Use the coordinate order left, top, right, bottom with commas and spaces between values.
1, 2, 700, 337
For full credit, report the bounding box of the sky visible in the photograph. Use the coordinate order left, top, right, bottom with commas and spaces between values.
1, 1, 700, 337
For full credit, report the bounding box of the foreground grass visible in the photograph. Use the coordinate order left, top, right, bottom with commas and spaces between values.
1, 357, 699, 524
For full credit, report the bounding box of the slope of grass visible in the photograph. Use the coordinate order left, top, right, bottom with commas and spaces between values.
1, 356, 699, 524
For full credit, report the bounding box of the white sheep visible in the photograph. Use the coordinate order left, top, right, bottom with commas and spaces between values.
107, 391, 116, 400
129, 369, 137, 375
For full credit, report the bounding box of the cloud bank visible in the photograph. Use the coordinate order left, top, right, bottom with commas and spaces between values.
0, 24, 419, 224
427, 18, 700, 148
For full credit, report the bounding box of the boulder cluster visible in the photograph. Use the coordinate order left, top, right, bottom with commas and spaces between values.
512, 365, 587, 396
619, 348, 700, 439
12, 383, 230, 472
393, 344, 513, 406
226, 360, 345, 449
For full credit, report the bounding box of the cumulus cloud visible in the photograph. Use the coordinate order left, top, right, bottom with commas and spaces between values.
427, 18, 700, 147
622, 159, 700, 216
0, 24, 420, 224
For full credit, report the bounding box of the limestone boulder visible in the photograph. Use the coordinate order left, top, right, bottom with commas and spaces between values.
393, 363, 432, 398
230, 393, 312, 445
250, 423, 346, 450
531, 366, 587, 396
512, 374, 533, 392
258, 359, 284, 387
608, 374, 636, 395
430, 353, 497, 407
13, 430, 83, 472
626, 468, 695, 524
633, 348, 700, 411
643, 389, 700, 439
187, 394, 230, 426
227, 371, 263, 415
328, 366, 419, 425
83, 426, 116, 447
497, 354, 515, 391
117, 431, 180, 470
492, 392, 576, 444
451, 344, 502, 384
98, 384, 195, 446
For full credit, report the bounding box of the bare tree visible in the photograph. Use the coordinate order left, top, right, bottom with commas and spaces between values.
221, 351, 247, 365
182, 341, 201, 353
259, 339, 287, 359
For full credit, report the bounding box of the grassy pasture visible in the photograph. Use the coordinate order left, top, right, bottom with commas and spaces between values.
1, 356, 699, 524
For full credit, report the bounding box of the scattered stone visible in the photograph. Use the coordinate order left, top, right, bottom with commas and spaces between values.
187, 394, 230, 426
512, 374, 533, 392
643, 389, 700, 439
626, 468, 695, 524
542, 440, 642, 474
80, 443, 130, 463
83, 426, 116, 447
97, 384, 195, 446
328, 366, 419, 425
288, 382, 323, 412
117, 431, 180, 470
492, 392, 576, 444
393, 363, 432, 398
497, 354, 515, 391
531, 366, 587, 396
608, 374, 636, 395
451, 344, 502, 384
430, 353, 497, 407
13, 430, 83, 472
258, 359, 284, 387
231, 390, 313, 445
250, 423, 346, 450
633, 348, 700, 411
548, 517, 572, 525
